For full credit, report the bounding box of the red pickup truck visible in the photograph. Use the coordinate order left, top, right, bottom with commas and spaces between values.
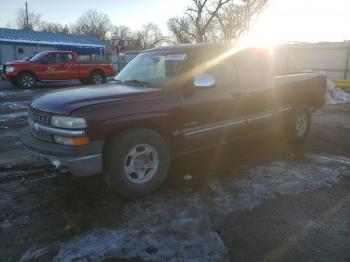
2, 51, 116, 88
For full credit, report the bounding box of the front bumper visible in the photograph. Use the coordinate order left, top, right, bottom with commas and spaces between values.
20, 127, 103, 176
1, 73, 9, 80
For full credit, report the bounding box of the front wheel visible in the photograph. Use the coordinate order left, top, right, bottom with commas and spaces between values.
17, 72, 37, 89
103, 129, 170, 198
284, 105, 311, 143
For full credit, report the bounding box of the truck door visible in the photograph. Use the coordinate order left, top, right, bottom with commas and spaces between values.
35, 53, 77, 80
54, 53, 78, 79
180, 59, 246, 150
234, 49, 275, 134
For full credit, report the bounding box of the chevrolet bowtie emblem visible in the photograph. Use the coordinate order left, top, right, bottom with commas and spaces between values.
33, 123, 39, 132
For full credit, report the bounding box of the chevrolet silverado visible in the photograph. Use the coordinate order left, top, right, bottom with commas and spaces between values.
20, 44, 326, 198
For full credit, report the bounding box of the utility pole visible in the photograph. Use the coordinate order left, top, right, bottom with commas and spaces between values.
25, 2, 29, 26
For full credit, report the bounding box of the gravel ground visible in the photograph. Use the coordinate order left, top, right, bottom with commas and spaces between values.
0, 81, 350, 262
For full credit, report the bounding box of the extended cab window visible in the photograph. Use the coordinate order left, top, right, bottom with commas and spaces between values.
234, 49, 271, 90
116, 52, 187, 87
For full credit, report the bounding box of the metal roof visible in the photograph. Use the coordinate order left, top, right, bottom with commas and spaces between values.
0, 28, 106, 48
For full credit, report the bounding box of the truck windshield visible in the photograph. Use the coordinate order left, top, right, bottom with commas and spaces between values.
115, 52, 187, 87
30, 52, 48, 62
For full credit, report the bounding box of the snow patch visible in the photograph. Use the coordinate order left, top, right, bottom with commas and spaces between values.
20, 247, 48, 262
0, 111, 28, 122
54, 193, 228, 262
34, 154, 350, 261
0, 101, 28, 111
210, 154, 350, 213
326, 80, 350, 105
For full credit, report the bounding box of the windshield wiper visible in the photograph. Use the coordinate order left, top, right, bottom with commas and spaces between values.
123, 79, 151, 87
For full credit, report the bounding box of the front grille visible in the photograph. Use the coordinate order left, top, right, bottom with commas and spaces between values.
29, 109, 51, 125
28, 109, 53, 142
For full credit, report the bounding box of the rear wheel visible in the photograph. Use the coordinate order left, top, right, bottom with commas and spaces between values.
17, 72, 36, 89
103, 129, 170, 199
284, 105, 311, 143
90, 71, 106, 85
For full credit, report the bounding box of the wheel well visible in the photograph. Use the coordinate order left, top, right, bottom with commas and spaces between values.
102, 124, 173, 171
90, 69, 105, 79
17, 70, 38, 80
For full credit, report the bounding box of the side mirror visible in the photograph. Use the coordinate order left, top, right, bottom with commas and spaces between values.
193, 74, 215, 89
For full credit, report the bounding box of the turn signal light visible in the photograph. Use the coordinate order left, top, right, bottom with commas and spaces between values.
54, 136, 90, 146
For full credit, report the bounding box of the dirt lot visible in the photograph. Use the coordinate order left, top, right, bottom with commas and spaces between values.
0, 81, 350, 262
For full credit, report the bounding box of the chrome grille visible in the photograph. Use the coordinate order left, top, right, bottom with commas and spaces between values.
29, 109, 51, 125
28, 109, 53, 142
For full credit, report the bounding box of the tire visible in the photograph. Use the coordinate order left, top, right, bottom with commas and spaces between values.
79, 78, 90, 85
17, 72, 37, 89
9, 77, 17, 86
103, 129, 170, 199
284, 105, 311, 143
89, 70, 106, 85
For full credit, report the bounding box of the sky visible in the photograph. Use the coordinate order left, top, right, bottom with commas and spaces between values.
0, 0, 350, 46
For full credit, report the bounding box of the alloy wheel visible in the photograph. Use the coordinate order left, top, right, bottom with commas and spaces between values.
123, 144, 159, 184
22, 75, 35, 88
296, 113, 308, 137
92, 73, 103, 84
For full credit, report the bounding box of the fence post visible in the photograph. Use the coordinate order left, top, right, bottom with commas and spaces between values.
344, 47, 350, 80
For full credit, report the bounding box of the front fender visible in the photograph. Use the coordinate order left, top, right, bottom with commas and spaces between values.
102, 111, 171, 137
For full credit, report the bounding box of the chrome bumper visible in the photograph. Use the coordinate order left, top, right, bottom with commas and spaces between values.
21, 127, 103, 177
29, 150, 102, 177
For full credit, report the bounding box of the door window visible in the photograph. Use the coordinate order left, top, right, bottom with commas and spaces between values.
42, 53, 73, 64
58, 54, 73, 63
204, 62, 237, 87
43, 54, 58, 64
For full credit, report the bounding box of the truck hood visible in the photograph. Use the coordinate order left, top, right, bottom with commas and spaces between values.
31, 83, 162, 115
6, 61, 32, 65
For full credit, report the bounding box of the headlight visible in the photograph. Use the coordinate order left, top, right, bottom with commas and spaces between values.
6, 66, 15, 73
51, 115, 87, 129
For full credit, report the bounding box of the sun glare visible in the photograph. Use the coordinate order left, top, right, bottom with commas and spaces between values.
237, 0, 350, 50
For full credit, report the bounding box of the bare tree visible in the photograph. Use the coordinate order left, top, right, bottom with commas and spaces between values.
109, 25, 135, 52
185, 0, 231, 42
137, 23, 166, 49
16, 7, 41, 30
216, 0, 269, 41
168, 0, 268, 44
39, 22, 69, 33
111, 25, 132, 41
73, 9, 111, 41
167, 17, 193, 44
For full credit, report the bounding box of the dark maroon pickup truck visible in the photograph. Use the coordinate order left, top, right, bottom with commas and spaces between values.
21, 44, 326, 198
